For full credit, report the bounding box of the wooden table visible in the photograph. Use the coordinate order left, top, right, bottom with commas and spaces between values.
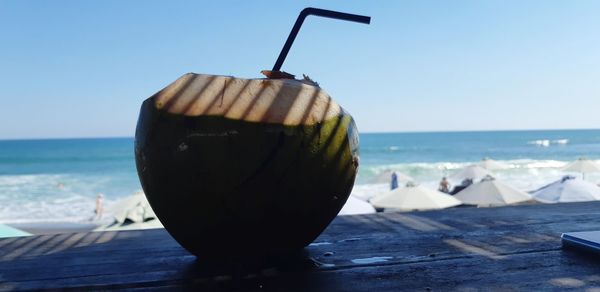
3, 201, 600, 291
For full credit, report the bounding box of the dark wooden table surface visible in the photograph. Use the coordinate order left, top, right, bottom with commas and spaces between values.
3, 201, 600, 291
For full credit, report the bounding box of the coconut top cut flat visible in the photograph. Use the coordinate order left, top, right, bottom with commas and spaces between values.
152, 73, 343, 126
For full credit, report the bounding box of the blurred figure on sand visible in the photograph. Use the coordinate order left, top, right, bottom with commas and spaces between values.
439, 177, 450, 193
390, 172, 398, 190
95, 193, 104, 220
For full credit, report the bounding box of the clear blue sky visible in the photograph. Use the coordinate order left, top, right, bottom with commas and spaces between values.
1, 1, 599, 139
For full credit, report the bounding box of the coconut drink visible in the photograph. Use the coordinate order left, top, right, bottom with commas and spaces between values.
135, 8, 370, 263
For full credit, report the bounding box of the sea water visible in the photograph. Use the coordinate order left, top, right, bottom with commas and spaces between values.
1, 129, 599, 223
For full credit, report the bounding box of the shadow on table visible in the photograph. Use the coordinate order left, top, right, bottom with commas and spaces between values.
0, 229, 342, 291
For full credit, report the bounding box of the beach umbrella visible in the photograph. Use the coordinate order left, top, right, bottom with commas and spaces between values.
449, 165, 492, 182
479, 158, 509, 170
370, 184, 462, 211
454, 176, 531, 207
112, 192, 156, 224
563, 158, 600, 180
531, 176, 600, 203
96, 192, 160, 232
338, 195, 376, 215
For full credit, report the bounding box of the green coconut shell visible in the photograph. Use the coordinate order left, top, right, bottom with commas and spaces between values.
135, 73, 359, 263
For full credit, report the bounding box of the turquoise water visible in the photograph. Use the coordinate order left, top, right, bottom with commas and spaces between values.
1, 129, 599, 223
360, 130, 600, 165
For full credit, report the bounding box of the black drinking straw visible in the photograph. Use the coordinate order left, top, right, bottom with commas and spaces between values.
272, 8, 371, 72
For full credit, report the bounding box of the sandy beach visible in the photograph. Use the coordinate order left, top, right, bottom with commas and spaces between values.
8, 222, 98, 235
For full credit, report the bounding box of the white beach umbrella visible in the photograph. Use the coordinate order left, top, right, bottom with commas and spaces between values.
449, 165, 492, 182
112, 192, 156, 224
454, 176, 531, 207
96, 192, 160, 232
370, 184, 462, 211
338, 195, 376, 216
479, 158, 509, 170
531, 176, 600, 203
563, 158, 600, 180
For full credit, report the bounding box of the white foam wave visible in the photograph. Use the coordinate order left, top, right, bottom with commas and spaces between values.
360, 159, 569, 179
0, 173, 140, 224
520, 160, 567, 169
0, 195, 124, 224
528, 140, 550, 147
527, 139, 569, 147
351, 183, 390, 201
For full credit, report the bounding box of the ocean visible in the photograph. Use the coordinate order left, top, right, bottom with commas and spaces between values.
1, 129, 599, 223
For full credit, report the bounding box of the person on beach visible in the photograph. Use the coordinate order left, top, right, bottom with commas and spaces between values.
390, 172, 399, 190
438, 177, 450, 193
95, 193, 104, 220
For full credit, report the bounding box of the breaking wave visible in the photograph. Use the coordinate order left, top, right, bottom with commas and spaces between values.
0, 173, 140, 224
527, 139, 569, 147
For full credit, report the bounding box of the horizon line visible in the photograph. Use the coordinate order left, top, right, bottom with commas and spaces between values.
1, 127, 600, 141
